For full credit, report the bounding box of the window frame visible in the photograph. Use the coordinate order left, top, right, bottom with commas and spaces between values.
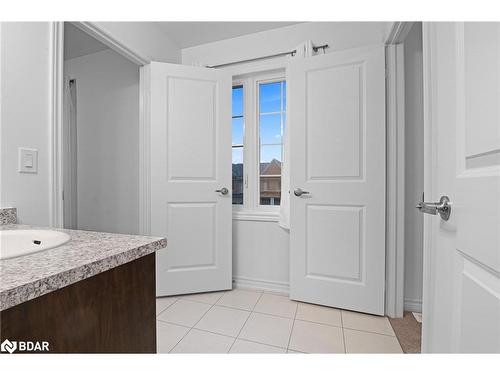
231, 83, 245, 206
232, 70, 286, 217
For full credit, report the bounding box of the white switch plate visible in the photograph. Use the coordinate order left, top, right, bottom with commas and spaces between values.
18, 147, 38, 173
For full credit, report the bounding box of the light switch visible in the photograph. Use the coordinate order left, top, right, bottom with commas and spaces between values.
25, 154, 33, 168
18, 148, 38, 173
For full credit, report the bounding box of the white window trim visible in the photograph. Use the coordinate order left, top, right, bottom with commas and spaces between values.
232, 70, 286, 219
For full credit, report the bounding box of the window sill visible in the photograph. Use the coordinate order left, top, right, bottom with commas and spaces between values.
232, 211, 280, 222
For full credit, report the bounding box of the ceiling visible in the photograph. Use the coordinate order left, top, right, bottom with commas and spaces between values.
155, 22, 302, 49
64, 23, 109, 60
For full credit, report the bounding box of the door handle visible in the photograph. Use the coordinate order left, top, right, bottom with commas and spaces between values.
294, 188, 310, 197
215, 187, 229, 195
416, 194, 451, 221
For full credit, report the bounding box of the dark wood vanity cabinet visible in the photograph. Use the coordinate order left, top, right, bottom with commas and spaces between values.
0, 254, 156, 353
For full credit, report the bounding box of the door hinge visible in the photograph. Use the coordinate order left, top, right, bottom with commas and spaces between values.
244, 174, 248, 188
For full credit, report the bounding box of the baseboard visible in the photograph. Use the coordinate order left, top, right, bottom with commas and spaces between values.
404, 298, 422, 313
232, 276, 289, 295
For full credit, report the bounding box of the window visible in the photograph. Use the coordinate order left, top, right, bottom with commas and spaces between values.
231, 72, 286, 214
232, 85, 244, 205
258, 81, 286, 206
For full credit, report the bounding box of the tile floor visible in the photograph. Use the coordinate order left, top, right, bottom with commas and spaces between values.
156, 288, 403, 354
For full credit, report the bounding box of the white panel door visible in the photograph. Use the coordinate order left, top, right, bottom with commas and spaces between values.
148, 62, 232, 296
422, 23, 500, 353
289, 46, 386, 315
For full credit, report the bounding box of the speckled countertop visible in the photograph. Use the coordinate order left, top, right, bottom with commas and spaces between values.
0, 224, 167, 311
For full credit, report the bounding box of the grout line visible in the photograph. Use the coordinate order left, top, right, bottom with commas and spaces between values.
294, 317, 342, 329
156, 297, 180, 318
159, 323, 189, 353
285, 301, 299, 351
180, 298, 219, 306
287, 348, 307, 354
159, 318, 403, 353
160, 318, 242, 342
158, 317, 306, 353
249, 290, 264, 311
216, 292, 264, 313
213, 292, 226, 304
235, 337, 288, 351
229, 291, 264, 352
180, 291, 227, 306
156, 319, 195, 330
168, 297, 220, 353
158, 291, 401, 354
220, 305, 296, 319
341, 310, 347, 354
342, 327, 399, 338
250, 291, 264, 313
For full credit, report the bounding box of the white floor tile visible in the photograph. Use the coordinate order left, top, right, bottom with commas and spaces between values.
254, 293, 297, 319
181, 291, 226, 305
238, 312, 293, 348
229, 339, 286, 353
288, 320, 345, 353
156, 321, 189, 353
156, 297, 178, 316
344, 328, 403, 353
341, 310, 395, 336
157, 299, 211, 327
295, 302, 342, 327
171, 329, 235, 353
216, 289, 262, 311
195, 305, 250, 337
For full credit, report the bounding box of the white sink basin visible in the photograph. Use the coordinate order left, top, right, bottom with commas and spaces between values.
0, 230, 71, 260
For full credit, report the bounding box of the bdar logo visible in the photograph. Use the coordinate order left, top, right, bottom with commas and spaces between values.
1, 339, 17, 354
0, 339, 49, 353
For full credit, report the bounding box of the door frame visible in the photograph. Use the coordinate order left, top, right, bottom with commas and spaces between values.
384, 42, 406, 318
49, 22, 64, 228
421, 21, 435, 353
50, 21, 150, 230
384, 21, 415, 318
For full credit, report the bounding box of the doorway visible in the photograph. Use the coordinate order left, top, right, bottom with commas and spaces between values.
62, 22, 141, 235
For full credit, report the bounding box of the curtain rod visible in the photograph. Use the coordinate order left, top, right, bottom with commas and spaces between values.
206, 44, 329, 69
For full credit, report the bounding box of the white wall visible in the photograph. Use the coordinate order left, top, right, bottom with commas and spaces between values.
233, 220, 290, 292
182, 22, 392, 65
1, 22, 180, 226
92, 22, 181, 63
65, 49, 140, 234
403, 23, 424, 312
0, 22, 52, 225
182, 22, 393, 292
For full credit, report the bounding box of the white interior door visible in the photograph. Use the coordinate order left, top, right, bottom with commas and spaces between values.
148, 62, 232, 296
422, 23, 500, 353
289, 45, 386, 315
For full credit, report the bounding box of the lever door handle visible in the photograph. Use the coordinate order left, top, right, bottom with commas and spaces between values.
294, 188, 310, 197
416, 194, 451, 221
215, 187, 229, 195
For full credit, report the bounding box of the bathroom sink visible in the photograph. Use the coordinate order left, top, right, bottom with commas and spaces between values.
0, 230, 71, 260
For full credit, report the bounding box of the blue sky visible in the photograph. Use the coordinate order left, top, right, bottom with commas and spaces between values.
232, 82, 286, 164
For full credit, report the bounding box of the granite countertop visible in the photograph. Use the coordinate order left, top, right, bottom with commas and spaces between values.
0, 224, 167, 311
